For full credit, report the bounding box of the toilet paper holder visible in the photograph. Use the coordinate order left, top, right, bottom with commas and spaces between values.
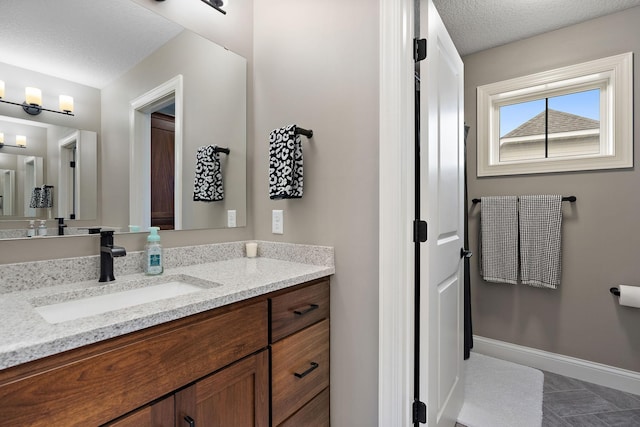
610, 287, 621, 296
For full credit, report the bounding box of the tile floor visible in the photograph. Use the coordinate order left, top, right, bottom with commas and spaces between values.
542, 371, 640, 426
456, 370, 640, 427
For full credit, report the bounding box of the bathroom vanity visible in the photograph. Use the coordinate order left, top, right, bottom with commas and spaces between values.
0, 242, 333, 427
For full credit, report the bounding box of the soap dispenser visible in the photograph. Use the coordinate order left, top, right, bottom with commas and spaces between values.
38, 220, 47, 236
27, 220, 36, 237
145, 227, 163, 275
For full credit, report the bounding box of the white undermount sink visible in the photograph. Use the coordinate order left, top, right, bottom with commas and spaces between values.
34, 277, 212, 324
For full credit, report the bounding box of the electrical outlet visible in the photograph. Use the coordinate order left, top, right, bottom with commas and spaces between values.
227, 210, 237, 228
272, 210, 284, 234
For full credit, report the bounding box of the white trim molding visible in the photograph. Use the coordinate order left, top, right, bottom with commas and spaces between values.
378, 0, 415, 425
473, 335, 640, 395
477, 52, 633, 176
129, 75, 183, 231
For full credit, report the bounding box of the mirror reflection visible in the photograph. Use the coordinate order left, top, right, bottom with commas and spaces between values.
0, 115, 96, 221
0, 0, 247, 239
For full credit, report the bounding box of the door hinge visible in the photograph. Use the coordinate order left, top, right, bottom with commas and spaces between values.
412, 400, 427, 424
413, 220, 428, 243
414, 38, 427, 62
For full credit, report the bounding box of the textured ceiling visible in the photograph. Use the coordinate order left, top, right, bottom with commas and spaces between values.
432, 0, 640, 56
0, 0, 183, 88
3, 1, 640, 88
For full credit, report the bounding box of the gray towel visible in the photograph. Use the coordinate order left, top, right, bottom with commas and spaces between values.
519, 195, 562, 289
480, 196, 519, 284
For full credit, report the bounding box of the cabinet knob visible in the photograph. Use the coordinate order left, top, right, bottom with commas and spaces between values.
293, 304, 319, 316
294, 361, 319, 378
184, 415, 196, 427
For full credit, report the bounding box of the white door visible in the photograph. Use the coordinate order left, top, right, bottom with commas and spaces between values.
418, 0, 465, 425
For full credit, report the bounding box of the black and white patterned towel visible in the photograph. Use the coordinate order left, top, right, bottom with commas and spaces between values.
193, 145, 224, 202
479, 196, 519, 284
269, 124, 303, 199
29, 185, 53, 208
519, 195, 562, 289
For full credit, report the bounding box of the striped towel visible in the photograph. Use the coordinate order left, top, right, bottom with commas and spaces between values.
479, 196, 519, 284
519, 195, 563, 289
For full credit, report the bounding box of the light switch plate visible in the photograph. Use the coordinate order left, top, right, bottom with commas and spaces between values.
272, 210, 284, 234
227, 210, 237, 228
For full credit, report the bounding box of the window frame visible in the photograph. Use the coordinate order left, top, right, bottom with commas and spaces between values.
476, 52, 633, 177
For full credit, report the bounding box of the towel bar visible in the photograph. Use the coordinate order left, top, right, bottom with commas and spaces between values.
295, 127, 313, 138
212, 146, 230, 155
610, 287, 621, 296
472, 196, 576, 204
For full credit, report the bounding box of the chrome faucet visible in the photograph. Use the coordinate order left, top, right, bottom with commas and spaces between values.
99, 230, 127, 282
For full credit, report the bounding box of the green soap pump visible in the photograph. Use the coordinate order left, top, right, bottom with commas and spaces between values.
145, 227, 163, 275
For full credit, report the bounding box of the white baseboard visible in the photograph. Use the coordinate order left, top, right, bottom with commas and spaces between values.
472, 335, 640, 395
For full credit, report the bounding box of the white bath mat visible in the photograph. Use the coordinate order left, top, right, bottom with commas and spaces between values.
457, 353, 543, 427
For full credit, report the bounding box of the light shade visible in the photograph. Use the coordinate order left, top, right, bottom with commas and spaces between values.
25, 87, 42, 106
0, 81, 4, 99
16, 135, 26, 147
59, 95, 74, 113
0, 132, 4, 144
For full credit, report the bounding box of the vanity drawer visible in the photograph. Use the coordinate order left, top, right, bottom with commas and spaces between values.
272, 319, 330, 426
278, 387, 330, 427
271, 279, 329, 342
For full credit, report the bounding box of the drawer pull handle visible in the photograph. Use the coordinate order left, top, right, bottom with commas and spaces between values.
293, 304, 319, 316
184, 415, 196, 427
294, 361, 319, 378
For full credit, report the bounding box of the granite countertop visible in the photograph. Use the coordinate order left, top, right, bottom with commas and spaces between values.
0, 245, 334, 370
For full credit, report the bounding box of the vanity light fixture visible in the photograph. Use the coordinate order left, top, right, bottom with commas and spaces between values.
0, 81, 74, 116
201, 0, 227, 15
0, 134, 27, 149
154, 0, 227, 15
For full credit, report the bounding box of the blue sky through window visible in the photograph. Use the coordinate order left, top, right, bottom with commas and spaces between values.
500, 89, 600, 137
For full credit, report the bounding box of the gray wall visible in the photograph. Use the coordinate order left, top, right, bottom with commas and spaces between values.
101, 30, 247, 231
253, 1, 380, 425
465, 6, 640, 372
0, 1, 381, 425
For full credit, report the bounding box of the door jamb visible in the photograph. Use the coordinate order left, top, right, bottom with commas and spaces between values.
129, 75, 184, 231
378, 0, 416, 425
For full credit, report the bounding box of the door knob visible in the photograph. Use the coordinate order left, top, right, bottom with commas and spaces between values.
460, 248, 473, 259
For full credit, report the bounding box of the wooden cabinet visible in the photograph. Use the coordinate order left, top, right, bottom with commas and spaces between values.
0, 300, 268, 427
103, 397, 174, 427
0, 277, 330, 427
175, 350, 269, 427
270, 279, 331, 426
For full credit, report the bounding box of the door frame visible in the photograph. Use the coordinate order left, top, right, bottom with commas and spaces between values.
378, 0, 416, 425
129, 75, 183, 231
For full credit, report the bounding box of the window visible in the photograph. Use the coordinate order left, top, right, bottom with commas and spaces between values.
477, 52, 633, 176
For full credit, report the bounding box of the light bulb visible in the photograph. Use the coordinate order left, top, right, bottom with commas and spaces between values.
59, 95, 74, 113
25, 87, 42, 106
16, 135, 26, 147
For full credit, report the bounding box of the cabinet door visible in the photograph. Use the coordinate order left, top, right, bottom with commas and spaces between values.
102, 396, 174, 427
175, 350, 269, 427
